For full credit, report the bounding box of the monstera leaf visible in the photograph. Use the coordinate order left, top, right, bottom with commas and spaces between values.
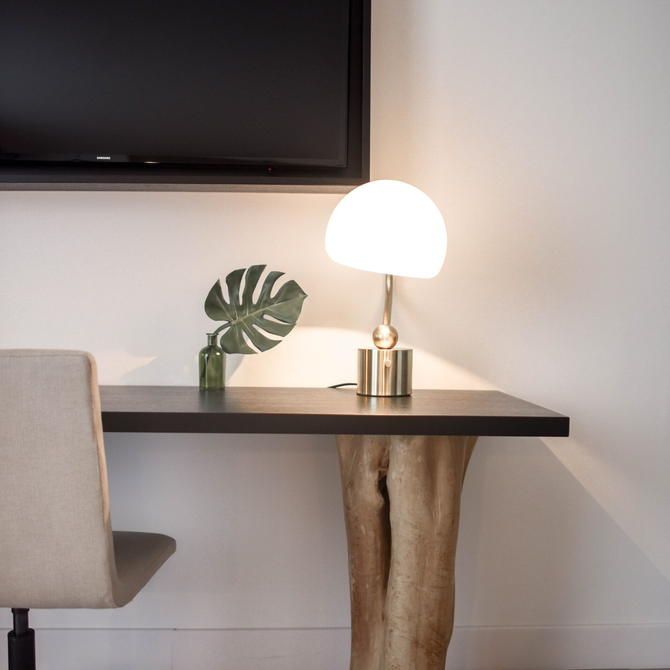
205, 265, 307, 354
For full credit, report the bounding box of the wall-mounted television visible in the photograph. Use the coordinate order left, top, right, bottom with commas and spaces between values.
0, 0, 369, 190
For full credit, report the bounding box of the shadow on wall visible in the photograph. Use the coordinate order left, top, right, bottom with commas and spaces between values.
457, 436, 670, 631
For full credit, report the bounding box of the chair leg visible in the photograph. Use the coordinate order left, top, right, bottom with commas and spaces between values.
7, 609, 35, 670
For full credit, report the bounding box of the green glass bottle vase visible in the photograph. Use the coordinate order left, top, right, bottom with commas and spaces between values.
199, 333, 225, 390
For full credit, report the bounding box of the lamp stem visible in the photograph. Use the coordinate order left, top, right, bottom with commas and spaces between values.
383, 274, 393, 326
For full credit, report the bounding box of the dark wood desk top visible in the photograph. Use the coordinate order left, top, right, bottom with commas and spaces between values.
99, 386, 569, 437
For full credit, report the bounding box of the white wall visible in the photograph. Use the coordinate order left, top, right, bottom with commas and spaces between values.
1, 1, 669, 668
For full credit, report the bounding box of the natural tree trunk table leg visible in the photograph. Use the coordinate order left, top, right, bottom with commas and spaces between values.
336, 435, 477, 670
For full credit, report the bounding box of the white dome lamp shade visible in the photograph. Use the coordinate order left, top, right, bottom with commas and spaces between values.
325, 180, 448, 396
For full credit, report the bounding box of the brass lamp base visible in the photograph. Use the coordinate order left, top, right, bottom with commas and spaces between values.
357, 348, 413, 397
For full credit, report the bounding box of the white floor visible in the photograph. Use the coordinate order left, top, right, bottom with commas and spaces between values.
2, 624, 669, 670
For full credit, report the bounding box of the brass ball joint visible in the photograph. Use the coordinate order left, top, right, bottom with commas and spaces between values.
372, 323, 398, 349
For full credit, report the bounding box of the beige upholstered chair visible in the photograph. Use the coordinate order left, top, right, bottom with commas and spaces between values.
0, 350, 176, 670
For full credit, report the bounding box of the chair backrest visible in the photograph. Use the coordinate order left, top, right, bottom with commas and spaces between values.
0, 350, 118, 608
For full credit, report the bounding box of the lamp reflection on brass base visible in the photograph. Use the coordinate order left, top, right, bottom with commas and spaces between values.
357, 348, 412, 396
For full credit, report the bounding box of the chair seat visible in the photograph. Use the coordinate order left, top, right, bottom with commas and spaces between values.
112, 531, 176, 607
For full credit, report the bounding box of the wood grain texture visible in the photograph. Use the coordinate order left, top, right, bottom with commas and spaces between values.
337, 434, 477, 670
99, 386, 569, 436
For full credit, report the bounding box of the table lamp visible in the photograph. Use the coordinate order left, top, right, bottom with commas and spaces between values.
326, 179, 447, 396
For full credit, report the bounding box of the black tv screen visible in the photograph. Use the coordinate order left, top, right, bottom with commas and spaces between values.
0, 0, 370, 188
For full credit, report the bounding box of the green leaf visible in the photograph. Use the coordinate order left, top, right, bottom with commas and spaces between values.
204, 265, 308, 354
